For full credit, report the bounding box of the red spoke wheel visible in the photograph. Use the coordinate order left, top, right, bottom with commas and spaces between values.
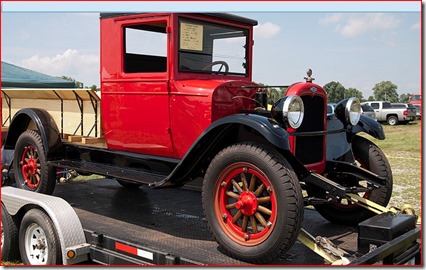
312, 135, 393, 225
202, 143, 303, 263
13, 130, 56, 194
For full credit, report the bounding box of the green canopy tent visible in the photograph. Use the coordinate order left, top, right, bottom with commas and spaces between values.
1, 61, 76, 88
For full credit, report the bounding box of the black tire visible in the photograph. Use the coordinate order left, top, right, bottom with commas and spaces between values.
117, 180, 142, 189
19, 209, 62, 265
387, 116, 398, 126
2, 204, 20, 262
13, 130, 56, 194
313, 136, 393, 225
202, 143, 304, 263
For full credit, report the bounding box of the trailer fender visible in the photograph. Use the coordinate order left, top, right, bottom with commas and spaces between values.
3, 108, 63, 158
1, 187, 89, 264
152, 113, 291, 187
352, 115, 385, 140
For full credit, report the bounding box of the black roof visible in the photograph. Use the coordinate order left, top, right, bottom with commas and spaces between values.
99, 13, 258, 26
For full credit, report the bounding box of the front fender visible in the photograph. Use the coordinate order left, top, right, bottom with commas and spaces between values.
152, 114, 291, 187
352, 115, 385, 140
3, 108, 62, 158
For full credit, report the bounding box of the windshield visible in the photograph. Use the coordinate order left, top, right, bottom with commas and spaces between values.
178, 18, 248, 76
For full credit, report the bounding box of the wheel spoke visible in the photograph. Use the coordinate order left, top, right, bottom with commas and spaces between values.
242, 215, 249, 232
232, 210, 243, 224
250, 215, 258, 233
231, 179, 243, 194
240, 173, 248, 191
226, 190, 239, 200
257, 196, 270, 204
225, 202, 236, 209
257, 205, 272, 216
254, 183, 265, 197
249, 174, 256, 192
254, 212, 267, 227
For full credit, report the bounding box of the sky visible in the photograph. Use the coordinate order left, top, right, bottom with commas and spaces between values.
1, 1, 421, 99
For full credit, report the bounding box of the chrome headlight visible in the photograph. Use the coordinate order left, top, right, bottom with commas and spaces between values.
271, 95, 304, 128
334, 97, 361, 126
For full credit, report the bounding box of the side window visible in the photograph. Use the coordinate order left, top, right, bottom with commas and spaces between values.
370, 103, 379, 109
124, 22, 167, 73
382, 102, 391, 109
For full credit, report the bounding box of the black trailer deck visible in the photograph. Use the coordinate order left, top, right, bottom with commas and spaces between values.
52, 178, 364, 265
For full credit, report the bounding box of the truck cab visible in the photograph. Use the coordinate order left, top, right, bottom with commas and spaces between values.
100, 13, 258, 158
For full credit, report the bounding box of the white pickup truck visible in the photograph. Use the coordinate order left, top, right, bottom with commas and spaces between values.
362, 101, 416, 125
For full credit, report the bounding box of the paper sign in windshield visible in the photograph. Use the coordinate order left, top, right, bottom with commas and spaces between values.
180, 22, 203, 51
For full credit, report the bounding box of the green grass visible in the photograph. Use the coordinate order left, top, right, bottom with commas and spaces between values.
361, 120, 422, 215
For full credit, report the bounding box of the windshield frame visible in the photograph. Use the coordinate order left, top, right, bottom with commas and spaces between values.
176, 16, 250, 77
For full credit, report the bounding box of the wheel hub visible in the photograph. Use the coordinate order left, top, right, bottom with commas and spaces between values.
236, 191, 258, 216
23, 159, 37, 175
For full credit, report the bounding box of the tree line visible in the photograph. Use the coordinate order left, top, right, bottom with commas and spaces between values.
261, 80, 413, 105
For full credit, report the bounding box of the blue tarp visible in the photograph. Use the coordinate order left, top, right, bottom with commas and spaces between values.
1, 61, 76, 88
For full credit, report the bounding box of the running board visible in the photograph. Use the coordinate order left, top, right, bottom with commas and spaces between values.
50, 160, 166, 185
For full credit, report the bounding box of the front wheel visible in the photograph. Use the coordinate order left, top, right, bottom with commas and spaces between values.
13, 130, 56, 194
312, 136, 393, 225
19, 209, 62, 265
202, 143, 303, 263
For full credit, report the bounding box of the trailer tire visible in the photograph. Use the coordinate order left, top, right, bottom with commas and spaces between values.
313, 135, 393, 225
19, 209, 62, 265
202, 143, 303, 263
13, 130, 56, 195
2, 204, 20, 261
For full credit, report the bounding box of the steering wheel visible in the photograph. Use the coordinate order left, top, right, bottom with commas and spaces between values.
202, 61, 229, 74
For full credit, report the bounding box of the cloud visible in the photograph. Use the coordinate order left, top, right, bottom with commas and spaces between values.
319, 13, 400, 38
20, 49, 99, 86
411, 21, 420, 30
254, 22, 280, 39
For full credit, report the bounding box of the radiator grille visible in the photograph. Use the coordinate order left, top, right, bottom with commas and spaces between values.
295, 95, 325, 164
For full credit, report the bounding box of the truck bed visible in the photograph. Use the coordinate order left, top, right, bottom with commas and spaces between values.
52, 178, 361, 265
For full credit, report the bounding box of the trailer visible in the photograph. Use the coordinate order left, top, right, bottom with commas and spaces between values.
1, 12, 422, 265
1, 179, 421, 265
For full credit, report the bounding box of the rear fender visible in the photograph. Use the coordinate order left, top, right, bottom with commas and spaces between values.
3, 108, 63, 159
152, 113, 292, 187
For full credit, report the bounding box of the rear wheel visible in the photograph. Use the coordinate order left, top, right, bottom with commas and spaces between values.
13, 130, 56, 194
387, 116, 398, 126
202, 143, 303, 263
312, 136, 393, 225
19, 209, 62, 265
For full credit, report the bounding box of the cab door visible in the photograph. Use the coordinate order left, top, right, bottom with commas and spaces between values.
101, 16, 175, 157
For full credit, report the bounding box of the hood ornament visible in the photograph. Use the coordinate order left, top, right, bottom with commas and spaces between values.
304, 69, 315, 83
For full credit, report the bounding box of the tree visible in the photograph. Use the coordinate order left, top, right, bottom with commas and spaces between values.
59, 75, 84, 88
324, 81, 346, 103
345, 87, 364, 101
367, 96, 375, 101
373, 81, 399, 102
399, 93, 410, 103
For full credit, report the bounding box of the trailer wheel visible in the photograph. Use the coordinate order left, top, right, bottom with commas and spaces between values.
202, 143, 303, 263
387, 116, 398, 126
13, 130, 56, 194
2, 204, 20, 261
19, 209, 62, 265
313, 136, 393, 225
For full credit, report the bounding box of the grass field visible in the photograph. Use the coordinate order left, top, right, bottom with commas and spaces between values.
361, 120, 422, 216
